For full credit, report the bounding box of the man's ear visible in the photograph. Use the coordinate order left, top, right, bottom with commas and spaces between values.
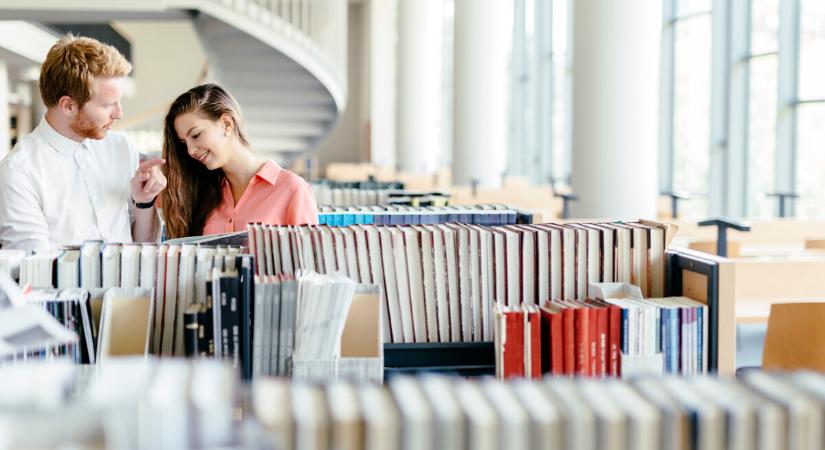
57, 96, 77, 115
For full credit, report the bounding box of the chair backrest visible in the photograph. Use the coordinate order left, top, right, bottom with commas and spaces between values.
762, 302, 825, 371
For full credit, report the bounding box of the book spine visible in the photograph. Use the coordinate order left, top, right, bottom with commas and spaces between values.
596, 307, 608, 377
608, 305, 621, 377
238, 256, 253, 381
184, 307, 200, 357
529, 311, 541, 379
562, 308, 575, 375
575, 307, 590, 376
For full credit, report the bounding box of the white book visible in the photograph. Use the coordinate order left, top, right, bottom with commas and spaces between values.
101, 243, 121, 289
341, 227, 360, 281
492, 229, 506, 305
378, 227, 404, 343
466, 225, 482, 341
152, 245, 167, 354
193, 247, 216, 305
97, 287, 153, 362
630, 225, 649, 297
291, 385, 329, 450
279, 228, 294, 275
440, 225, 461, 342
252, 379, 292, 450
503, 227, 521, 308
481, 380, 529, 450
431, 226, 451, 342
139, 245, 158, 291
691, 378, 757, 450
574, 226, 588, 299
648, 225, 666, 298
632, 379, 690, 450
268, 226, 282, 275
319, 226, 337, 274
162, 245, 181, 357
577, 380, 627, 450
353, 225, 372, 284
531, 226, 550, 304
546, 225, 562, 301
419, 375, 464, 450
390, 377, 433, 450
450, 224, 472, 341
662, 377, 726, 450
584, 226, 602, 285
415, 226, 439, 343
516, 226, 537, 306
250, 224, 266, 276
561, 226, 576, 300
252, 277, 267, 378
331, 227, 348, 278
478, 227, 494, 341
359, 384, 400, 450
364, 225, 391, 342
120, 244, 141, 288
391, 228, 416, 343
454, 381, 497, 450
614, 225, 632, 283
511, 381, 563, 450
596, 224, 615, 283
175, 244, 197, 356
80, 240, 103, 289
57, 250, 80, 289
326, 382, 362, 450
545, 378, 597, 450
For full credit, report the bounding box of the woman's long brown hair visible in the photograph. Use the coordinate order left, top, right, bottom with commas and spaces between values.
160, 84, 250, 238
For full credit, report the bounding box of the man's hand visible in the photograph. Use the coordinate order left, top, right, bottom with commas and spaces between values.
131, 158, 167, 204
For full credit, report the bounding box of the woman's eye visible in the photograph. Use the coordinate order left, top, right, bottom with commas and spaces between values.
193, 133, 200, 140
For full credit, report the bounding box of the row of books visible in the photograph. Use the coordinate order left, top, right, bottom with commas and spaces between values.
253, 371, 825, 450
494, 295, 708, 379
316, 204, 532, 227
3, 357, 824, 450
247, 221, 672, 344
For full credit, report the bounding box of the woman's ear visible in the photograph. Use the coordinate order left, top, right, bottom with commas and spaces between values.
220, 113, 234, 136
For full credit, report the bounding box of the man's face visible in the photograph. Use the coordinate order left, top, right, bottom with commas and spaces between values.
71, 76, 124, 140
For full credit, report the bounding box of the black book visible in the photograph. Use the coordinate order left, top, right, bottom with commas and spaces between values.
237, 254, 254, 381
198, 286, 213, 357
183, 303, 202, 357
219, 274, 241, 370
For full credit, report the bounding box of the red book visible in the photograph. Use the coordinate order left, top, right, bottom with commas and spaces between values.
584, 299, 609, 377
495, 305, 525, 379
574, 306, 590, 376
607, 304, 622, 377
524, 305, 542, 379
553, 300, 577, 375
540, 302, 564, 375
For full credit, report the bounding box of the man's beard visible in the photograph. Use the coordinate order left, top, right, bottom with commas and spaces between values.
70, 111, 110, 140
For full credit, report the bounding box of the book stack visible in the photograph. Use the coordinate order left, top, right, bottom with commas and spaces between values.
25, 288, 95, 364
317, 204, 533, 227
247, 221, 673, 346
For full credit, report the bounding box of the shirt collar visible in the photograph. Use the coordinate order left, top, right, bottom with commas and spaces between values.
35, 115, 88, 155
255, 160, 282, 186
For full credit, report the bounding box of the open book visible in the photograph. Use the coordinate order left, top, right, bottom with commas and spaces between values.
163, 231, 248, 247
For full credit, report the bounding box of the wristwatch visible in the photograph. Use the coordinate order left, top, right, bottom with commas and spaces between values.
133, 195, 157, 209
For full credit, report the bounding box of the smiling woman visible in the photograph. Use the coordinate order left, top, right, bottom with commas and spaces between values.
159, 83, 318, 239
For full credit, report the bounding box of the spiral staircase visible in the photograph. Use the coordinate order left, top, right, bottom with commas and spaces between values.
0, 0, 348, 164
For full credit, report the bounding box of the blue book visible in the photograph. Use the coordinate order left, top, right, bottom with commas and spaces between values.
696, 306, 703, 373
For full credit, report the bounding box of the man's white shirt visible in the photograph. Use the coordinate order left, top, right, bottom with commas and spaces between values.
0, 117, 138, 251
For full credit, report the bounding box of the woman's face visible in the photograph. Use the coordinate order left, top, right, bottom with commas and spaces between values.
173, 111, 233, 170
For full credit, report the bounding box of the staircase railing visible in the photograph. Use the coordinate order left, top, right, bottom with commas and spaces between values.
197, 0, 348, 107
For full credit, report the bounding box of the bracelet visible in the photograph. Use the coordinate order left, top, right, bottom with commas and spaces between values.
133, 195, 157, 209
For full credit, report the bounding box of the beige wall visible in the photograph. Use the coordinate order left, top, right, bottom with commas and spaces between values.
314, 2, 367, 167
113, 20, 206, 128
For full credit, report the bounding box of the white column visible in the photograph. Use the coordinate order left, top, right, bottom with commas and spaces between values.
369, 0, 397, 170
569, 0, 660, 219
396, 0, 443, 174
452, 0, 509, 187
0, 61, 9, 160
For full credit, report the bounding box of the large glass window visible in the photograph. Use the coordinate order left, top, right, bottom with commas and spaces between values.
747, 0, 779, 219
671, 10, 713, 219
